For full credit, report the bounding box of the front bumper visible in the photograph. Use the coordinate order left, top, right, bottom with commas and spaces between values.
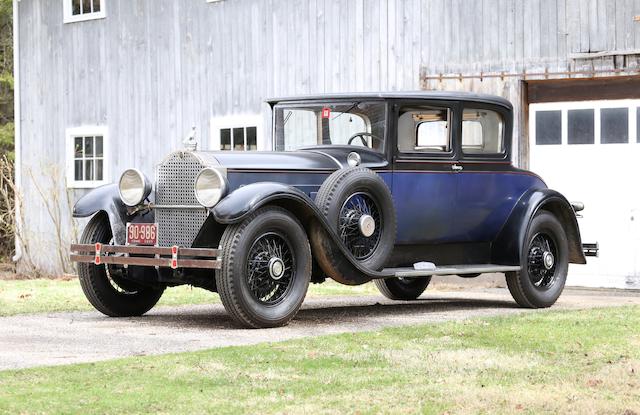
70, 244, 221, 269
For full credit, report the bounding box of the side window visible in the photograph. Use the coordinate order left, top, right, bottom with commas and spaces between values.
462, 109, 504, 155
397, 108, 450, 153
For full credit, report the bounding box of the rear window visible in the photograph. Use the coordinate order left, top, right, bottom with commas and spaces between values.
462, 109, 504, 155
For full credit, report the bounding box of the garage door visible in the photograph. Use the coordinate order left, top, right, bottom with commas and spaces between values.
529, 99, 640, 288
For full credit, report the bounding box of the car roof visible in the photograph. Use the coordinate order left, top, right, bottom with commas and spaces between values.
266, 91, 512, 110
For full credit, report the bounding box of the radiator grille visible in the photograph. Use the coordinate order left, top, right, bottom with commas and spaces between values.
155, 152, 208, 247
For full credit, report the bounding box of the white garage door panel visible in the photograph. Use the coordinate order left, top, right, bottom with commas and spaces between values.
530, 100, 640, 289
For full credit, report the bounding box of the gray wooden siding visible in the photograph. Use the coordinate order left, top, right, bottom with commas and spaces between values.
16, 0, 640, 273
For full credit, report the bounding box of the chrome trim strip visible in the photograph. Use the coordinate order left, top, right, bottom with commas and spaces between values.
386, 264, 521, 278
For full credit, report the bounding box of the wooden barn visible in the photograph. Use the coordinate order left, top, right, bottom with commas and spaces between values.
13, 0, 640, 286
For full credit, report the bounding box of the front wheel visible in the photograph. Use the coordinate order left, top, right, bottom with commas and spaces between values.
216, 206, 312, 328
78, 213, 165, 317
506, 211, 569, 308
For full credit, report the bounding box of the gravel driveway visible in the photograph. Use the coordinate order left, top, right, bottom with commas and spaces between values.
1, 287, 638, 370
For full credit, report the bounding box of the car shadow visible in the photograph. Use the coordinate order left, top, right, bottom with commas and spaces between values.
133, 296, 519, 331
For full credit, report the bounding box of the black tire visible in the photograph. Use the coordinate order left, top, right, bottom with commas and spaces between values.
506, 211, 569, 308
216, 206, 312, 328
374, 277, 431, 300
314, 167, 396, 283
78, 214, 164, 317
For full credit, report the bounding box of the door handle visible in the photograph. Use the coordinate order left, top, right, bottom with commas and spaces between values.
451, 164, 463, 172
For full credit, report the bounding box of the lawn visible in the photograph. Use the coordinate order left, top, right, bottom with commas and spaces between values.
0, 306, 638, 414
0, 277, 379, 316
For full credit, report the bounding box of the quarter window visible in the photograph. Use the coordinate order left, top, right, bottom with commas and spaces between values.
462, 109, 504, 154
66, 127, 109, 188
64, 0, 106, 23
567, 109, 594, 144
397, 108, 450, 153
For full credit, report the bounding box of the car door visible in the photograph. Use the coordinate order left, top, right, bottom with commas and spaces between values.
391, 101, 461, 244
453, 104, 541, 242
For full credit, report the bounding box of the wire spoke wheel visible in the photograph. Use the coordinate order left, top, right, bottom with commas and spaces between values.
338, 192, 382, 260
246, 232, 295, 305
527, 232, 558, 289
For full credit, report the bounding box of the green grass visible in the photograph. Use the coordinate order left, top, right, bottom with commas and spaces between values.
0, 306, 639, 414
0, 278, 378, 316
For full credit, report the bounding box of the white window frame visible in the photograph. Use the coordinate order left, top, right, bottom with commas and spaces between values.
63, 0, 106, 24
66, 126, 110, 188
530, 99, 640, 147
210, 114, 264, 151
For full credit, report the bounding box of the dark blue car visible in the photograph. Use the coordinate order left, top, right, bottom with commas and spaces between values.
70, 92, 588, 328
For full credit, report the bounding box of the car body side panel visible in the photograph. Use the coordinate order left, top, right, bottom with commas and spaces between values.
453, 172, 546, 242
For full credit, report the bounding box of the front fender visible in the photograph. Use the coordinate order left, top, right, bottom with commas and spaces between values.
73, 184, 128, 245
212, 182, 393, 284
492, 188, 586, 266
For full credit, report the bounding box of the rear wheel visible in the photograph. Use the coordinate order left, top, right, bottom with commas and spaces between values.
375, 277, 431, 300
216, 206, 312, 328
506, 211, 568, 308
78, 214, 165, 317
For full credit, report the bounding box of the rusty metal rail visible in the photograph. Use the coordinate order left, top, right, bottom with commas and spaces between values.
70, 243, 221, 269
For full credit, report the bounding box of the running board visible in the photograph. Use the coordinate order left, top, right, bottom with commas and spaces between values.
382, 264, 521, 278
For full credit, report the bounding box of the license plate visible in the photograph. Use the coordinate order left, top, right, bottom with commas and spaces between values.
126, 223, 158, 246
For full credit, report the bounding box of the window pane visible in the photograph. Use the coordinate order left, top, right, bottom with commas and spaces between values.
462, 109, 504, 154
233, 128, 245, 151
93, 0, 101, 12
568, 109, 594, 144
74, 160, 83, 181
601, 108, 628, 144
72, 0, 81, 15
246, 127, 257, 150
82, 0, 92, 14
220, 129, 231, 150
84, 137, 94, 157
84, 160, 94, 181
74, 137, 83, 158
95, 136, 103, 157
535, 110, 561, 145
398, 108, 449, 152
95, 160, 103, 181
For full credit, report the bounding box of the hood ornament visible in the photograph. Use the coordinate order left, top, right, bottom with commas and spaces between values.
183, 126, 198, 151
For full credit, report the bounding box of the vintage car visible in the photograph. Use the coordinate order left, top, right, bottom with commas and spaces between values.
70, 92, 589, 328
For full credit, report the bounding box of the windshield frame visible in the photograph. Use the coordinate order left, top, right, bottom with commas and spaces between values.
271, 99, 390, 154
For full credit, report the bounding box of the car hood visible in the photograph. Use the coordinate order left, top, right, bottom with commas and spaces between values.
193, 147, 387, 171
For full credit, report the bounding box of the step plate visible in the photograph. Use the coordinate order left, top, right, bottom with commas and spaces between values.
384, 264, 521, 278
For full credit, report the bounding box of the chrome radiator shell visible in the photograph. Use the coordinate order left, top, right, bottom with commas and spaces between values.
154, 151, 219, 247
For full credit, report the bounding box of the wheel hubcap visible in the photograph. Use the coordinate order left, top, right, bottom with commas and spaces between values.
358, 214, 376, 237
527, 233, 558, 288
338, 192, 382, 260
268, 257, 285, 280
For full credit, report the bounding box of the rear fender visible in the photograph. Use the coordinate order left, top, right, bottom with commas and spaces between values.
212, 182, 393, 284
72, 184, 129, 245
492, 188, 586, 266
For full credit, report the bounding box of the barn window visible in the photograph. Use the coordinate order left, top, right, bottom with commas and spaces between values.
535, 111, 561, 145
600, 108, 628, 144
66, 127, 109, 188
64, 0, 106, 24
211, 115, 262, 151
567, 109, 594, 145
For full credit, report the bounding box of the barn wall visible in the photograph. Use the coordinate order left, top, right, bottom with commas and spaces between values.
16, 0, 640, 274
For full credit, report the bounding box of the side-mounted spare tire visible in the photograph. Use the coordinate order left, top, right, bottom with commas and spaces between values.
313, 167, 396, 284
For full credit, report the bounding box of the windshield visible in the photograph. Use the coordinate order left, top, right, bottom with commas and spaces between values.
273, 101, 387, 153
